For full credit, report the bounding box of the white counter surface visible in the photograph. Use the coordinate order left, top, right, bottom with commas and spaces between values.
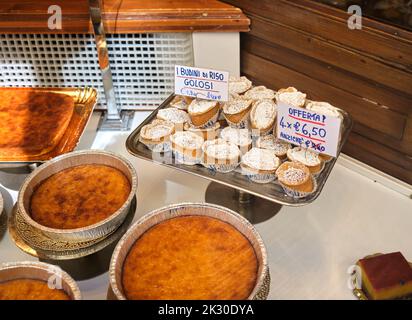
1, 112, 411, 300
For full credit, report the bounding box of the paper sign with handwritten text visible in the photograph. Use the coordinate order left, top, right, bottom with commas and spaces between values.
276, 102, 342, 157
175, 65, 229, 102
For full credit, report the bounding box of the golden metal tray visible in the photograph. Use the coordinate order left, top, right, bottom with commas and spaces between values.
126, 94, 353, 207
0, 87, 97, 164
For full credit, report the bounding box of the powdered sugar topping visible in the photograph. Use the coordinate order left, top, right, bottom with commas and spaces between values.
158, 108, 189, 124
242, 148, 280, 170
171, 131, 204, 149
188, 99, 217, 114
140, 120, 174, 140
306, 101, 342, 119
282, 167, 307, 184
203, 139, 241, 160
229, 76, 252, 94
220, 127, 252, 146
287, 147, 321, 166
257, 135, 291, 155
244, 86, 275, 100
223, 98, 253, 115
148, 127, 172, 139
276, 90, 306, 108
251, 100, 277, 128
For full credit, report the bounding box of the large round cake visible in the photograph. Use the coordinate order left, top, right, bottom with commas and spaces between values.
0, 279, 70, 300
122, 216, 258, 300
30, 164, 131, 229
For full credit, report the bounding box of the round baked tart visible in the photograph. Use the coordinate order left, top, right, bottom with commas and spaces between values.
276, 161, 317, 198
109, 203, 269, 300
275, 87, 306, 108
241, 147, 281, 184
222, 98, 254, 129
220, 127, 252, 154
0, 261, 81, 300
250, 99, 277, 135
244, 86, 275, 101
139, 119, 175, 152
229, 76, 252, 95
256, 134, 291, 160
286, 147, 324, 175
17, 150, 137, 243
170, 131, 204, 165
157, 107, 189, 131
183, 122, 220, 141
201, 138, 241, 173
188, 99, 220, 128
169, 95, 194, 110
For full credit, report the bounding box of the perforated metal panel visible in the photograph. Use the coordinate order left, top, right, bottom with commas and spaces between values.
0, 33, 194, 110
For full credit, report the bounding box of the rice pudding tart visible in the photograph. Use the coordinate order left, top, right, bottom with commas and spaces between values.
275, 87, 306, 108
0, 90, 74, 160
170, 131, 204, 165
121, 216, 258, 300
250, 100, 277, 135
222, 98, 254, 128
276, 161, 315, 197
244, 86, 275, 101
157, 107, 189, 130
0, 279, 70, 300
30, 164, 131, 229
220, 127, 252, 154
229, 76, 252, 95
287, 147, 323, 175
183, 122, 220, 141
169, 95, 193, 110
256, 134, 291, 160
202, 139, 241, 173
241, 148, 281, 183
139, 119, 175, 151
305, 101, 342, 120
188, 99, 220, 128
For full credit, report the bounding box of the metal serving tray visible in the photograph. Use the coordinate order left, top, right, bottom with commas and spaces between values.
0, 86, 97, 166
126, 94, 353, 206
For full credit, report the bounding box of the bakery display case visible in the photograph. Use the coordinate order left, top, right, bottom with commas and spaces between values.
0, 0, 412, 303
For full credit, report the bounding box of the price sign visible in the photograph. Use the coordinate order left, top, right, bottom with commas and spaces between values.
276, 102, 342, 157
175, 65, 229, 102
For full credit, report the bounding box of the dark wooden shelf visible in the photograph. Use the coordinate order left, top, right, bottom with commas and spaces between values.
223, 0, 412, 185
0, 0, 250, 33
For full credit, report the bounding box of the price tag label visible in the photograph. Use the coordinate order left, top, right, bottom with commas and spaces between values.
276, 102, 342, 157
175, 65, 229, 102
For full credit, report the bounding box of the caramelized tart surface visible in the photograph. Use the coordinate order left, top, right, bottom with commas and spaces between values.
0, 90, 74, 160
30, 164, 131, 229
0, 279, 70, 300
122, 216, 258, 300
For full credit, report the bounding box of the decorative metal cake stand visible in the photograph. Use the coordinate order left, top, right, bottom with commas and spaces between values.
126, 95, 353, 223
